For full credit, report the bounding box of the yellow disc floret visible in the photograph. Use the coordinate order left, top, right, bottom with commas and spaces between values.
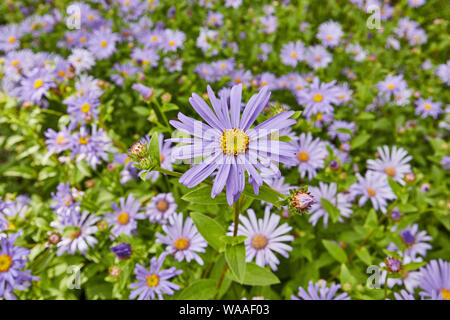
220, 128, 249, 156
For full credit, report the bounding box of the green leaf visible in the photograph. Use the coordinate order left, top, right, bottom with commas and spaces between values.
3, 166, 35, 179
336, 128, 353, 136
364, 209, 378, 230
322, 240, 347, 264
182, 185, 228, 204
132, 106, 150, 116
320, 198, 340, 223
243, 184, 281, 207
357, 112, 376, 120
355, 247, 372, 265
403, 261, 427, 271
177, 279, 218, 300
340, 264, 358, 286
387, 177, 402, 198
222, 235, 247, 246
190, 212, 226, 251
149, 132, 160, 166
350, 133, 371, 150
225, 244, 246, 283
232, 263, 280, 286
161, 103, 179, 112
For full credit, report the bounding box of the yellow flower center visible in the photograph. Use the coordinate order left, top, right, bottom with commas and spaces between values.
367, 188, 376, 197
142, 60, 150, 66
0, 254, 13, 272
146, 274, 159, 287
317, 113, 323, 120
441, 288, 450, 300
89, 15, 94, 21
69, 229, 81, 240
11, 60, 19, 67
8, 36, 16, 43
313, 93, 323, 102
117, 212, 130, 225
168, 40, 175, 46
57, 136, 67, 145
34, 78, 44, 89
314, 56, 321, 61
387, 83, 395, 90
78, 136, 89, 145
290, 52, 297, 58
298, 151, 309, 162
100, 40, 108, 48
125, 0, 130, 6
220, 128, 249, 156
58, 70, 66, 77
261, 81, 268, 86
151, 36, 158, 42
327, 35, 333, 40
296, 85, 303, 91
80, 37, 86, 43
251, 234, 268, 250
221, 64, 226, 69
81, 103, 91, 114
424, 104, 432, 110
156, 200, 169, 212
174, 237, 190, 251
235, 78, 242, 84
384, 167, 396, 177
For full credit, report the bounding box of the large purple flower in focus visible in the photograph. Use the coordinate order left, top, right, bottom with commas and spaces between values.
169, 84, 298, 206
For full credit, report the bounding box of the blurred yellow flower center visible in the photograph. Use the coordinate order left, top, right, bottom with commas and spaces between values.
58, 70, 66, 77
57, 136, 67, 145
384, 167, 396, 177
327, 35, 333, 40
314, 56, 321, 61
79, 136, 89, 145
424, 104, 432, 110
152, 36, 158, 41
142, 60, 150, 66
296, 85, 303, 90
69, 229, 81, 240
34, 78, 44, 89
117, 212, 130, 225
298, 151, 309, 162
251, 234, 268, 250
220, 128, 249, 156
89, 15, 94, 20
156, 200, 169, 212
100, 40, 108, 48
387, 83, 394, 89
168, 40, 175, 46
290, 52, 297, 58
317, 113, 323, 120
261, 81, 268, 86
125, 1, 130, 6
441, 288, 450, 300
11, 60, 19, 67
146, 274, 159, 287
80, 37, 86, 43
0, 254, 13, 272
235, 78, 242, 83
367, 188, 376, 197
313, 94, 323, 102
81, 103, 91, 113
174, 237, 190, 250
8, 36, 16, 43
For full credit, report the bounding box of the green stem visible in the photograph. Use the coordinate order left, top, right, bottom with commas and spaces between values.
384, 274, 389, 300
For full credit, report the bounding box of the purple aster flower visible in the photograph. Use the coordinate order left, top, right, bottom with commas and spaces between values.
349, 171, 396, 213
399, 224, 432, 259
291, 281, 350, 300
260, 15, 277, 34
307, 182, 353, 228
225, 0, 242, 8
168, 84, 297, 206
50, 211, 100, 256
292, 133, 327, 180
132, 83, 154, 100
418, 259, 450, 300
110, 243, 132, 260
441, 156, 450, 170
328, 120, 356, 142
0, 24, 24, 52
129, 253, 182, 300
131, 47, 159, 68
145, 193, 177, 224
407, 27, 427, 45
105, 194, 145, 237
228, 208, 293, 271
280, 41, 305, 67
346, 42, 367, 62
206, 11, 223, 27
162, 29, 185, 52
408, 0, 426, 7
296, 78, 339, 118
435, 60, 450, 85
65, 90, 100, 126
316, 20, 343, 48
395, 18, 420, 38
87, 28, 119, 60
0, 233, 39, 299
156, 212, 207, 265
415, 98, 443, 119
376, 74, 408, 100
163, 56, 183, 72
18, 67, 56, 105
229, 69, 252, 87
68, 49, 95, 73
367, 145, 412, 185
380, 4, 394, 21
44, 125, 72, 156
394, 290, 416, 300
305, 45, 332, 70
51, 182, 80, 221
386, 36, 401, 50
75, 75, 103, 98
70, 125, 112, 169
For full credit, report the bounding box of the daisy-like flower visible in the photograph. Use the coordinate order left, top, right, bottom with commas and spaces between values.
169, 84, 297, 206
146, 193, 177, 224
156, 212, 207, 265
408, 0, 426, 7
225, 0, 242, 8
68, 49, 96, 73
316, 20, 343, 48
415, 98, 443, 119
307, 182, 353, 228
50, 211, 99, 256
65, 90, 101, 126
398, 224, 432, 259
292, 133, 327, 180
105, 194, 145, 237
206, 11, 223, 27
418, 259, 450, 300
376, 74, 408, 100
88, 28, 119, 60
280, 41, 305, 67
228, 208, 294, 271
394, 290, 416, 300
229, 69, 252, 87
0, 24, 23, 52
260, 15, 278, 34
367, 145, 412, 185
348, 171, 396, 213
328, 120, 356, 142
50, 182, 80, 221
129, 253, 182, 300
131, 47, 159, 68
18, 67, 56, 105
291, 280, 351, 300
44, 125, 72, 156
162, 29, 186, 52
0, 232, 39, 299
296, 78, 338, 118
305, 45, 332, 70
345, 43, 367, 62
435, 60, 450, 86
70, 125, 112, 169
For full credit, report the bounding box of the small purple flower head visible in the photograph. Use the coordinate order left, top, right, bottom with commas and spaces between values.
18, 67, 56, 105
88, 28, 119, 59
280, 41, 305, 67
65, 90, 101, 126
162, 29, 186, 52
0, 24, 24, 52
132, 83, 154, 100
68, 49, 96, 73
367, 145, 412, 185
435, 60, 450, 85
316, 20, 343, 48
156, 212, 207, 265
129, 253, 182, 300
70, 125, 112, 169
305, 45, 332, 70
328, 120, 356, 142
51, 182, 80, 221
291, 280, 350, 300
390, 207, 402, 221
418, 259, 450, 300
415, 98, 443, 119
399, 224, 432, 259
146, 193, 177, 224
110, 243, 133, 260
293, 133, 327, 180
297, 78, 339, 118
44, 125, 72, 156
385, 256, 402, 273
105, 194, 145, 237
